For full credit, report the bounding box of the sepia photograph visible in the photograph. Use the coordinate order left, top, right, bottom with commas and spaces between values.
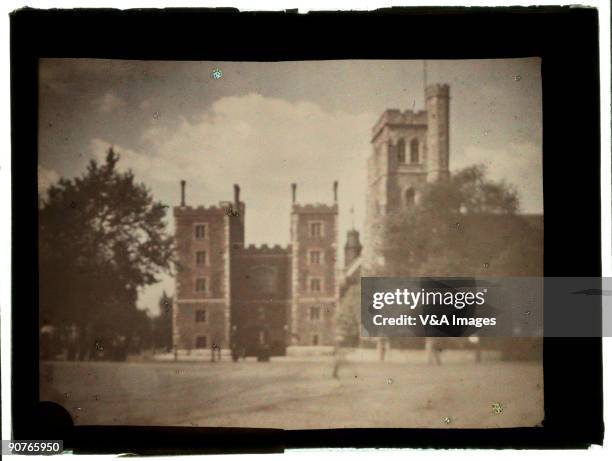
37, 58, 544, 429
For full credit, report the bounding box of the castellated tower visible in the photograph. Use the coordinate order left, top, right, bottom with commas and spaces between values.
363, 83, 450, 273
290, 182, 339, 346
173, 182, 245, 353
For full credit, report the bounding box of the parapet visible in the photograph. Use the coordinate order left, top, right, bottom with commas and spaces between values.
291, 203, 339, 214
174, 205, 226, 217
235, 244, 292, 256
173, 201, 244, 217
371, 109, 428, 140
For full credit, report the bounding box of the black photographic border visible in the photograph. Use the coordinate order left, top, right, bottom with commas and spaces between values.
10, 6, 604, 453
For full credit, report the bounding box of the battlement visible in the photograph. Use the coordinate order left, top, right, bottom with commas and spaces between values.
425, 83, 450, 99
372, 109, 428, 140
291, 203, 339, 214
235, 244, 292, 256
174, 201, 244, 217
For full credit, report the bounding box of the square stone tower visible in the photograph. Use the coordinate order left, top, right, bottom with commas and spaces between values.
364, 83, 450, 273
290, 183, 339, 346
172, 182, 244, 353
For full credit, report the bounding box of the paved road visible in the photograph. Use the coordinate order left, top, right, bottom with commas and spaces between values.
40, 358, 543, 429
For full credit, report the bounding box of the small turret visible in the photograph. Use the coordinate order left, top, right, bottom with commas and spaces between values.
425, 83, 451, 182
344, 229, 362, 268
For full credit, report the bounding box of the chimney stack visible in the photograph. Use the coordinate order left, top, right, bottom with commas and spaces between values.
234, 184, 240, 207
291, 183, 297, 204
333, 181, 338, 202
180, 180, 186, 206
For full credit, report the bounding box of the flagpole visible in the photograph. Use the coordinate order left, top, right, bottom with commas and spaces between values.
423, 60, 428, 97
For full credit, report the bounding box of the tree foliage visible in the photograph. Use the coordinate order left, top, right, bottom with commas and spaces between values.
335, 285, 361, 346
375, 164, 541, 277
39, 148, 174, 353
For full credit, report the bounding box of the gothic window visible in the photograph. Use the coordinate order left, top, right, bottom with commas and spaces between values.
195, 308, 207, 323
195, 277, 208, 293
194, 223, 207, 239
310, 277, 322, 293
397, 139, 406, 164
410, 138, 419, 163
309, 221, 323, 238
195, 250, 207, 265
405, 188, 416, 207
250, 266, 277, 295
309, 250, 321, 265
312, 334, 319, 346
310, 306, 321, 321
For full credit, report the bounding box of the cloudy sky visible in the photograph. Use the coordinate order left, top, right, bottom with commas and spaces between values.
38, 58, 542, 314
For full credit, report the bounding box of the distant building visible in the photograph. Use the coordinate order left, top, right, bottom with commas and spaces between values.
172, 181, 338, 354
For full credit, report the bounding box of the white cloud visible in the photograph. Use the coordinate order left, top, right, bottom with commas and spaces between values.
90, 93, 376, 247
37, 165, 60, 197
97, 91, 126, 113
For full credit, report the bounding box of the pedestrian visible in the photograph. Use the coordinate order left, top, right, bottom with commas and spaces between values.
210, 342, 221, 362
332, 334, 347, 379
426, 337, 442, 365
377, 337, 388, 362
40, 319, 56, 361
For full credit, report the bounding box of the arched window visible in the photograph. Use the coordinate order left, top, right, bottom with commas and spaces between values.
410, 138, 419, 164
397, 139, 406, 164
405, 188, 415, 207
249, 266, 277, 295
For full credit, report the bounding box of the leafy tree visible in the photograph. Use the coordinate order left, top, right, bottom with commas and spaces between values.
375, 164, 540, 277
366, 164, 542, 357
39, 148, 174, 358
130, 308, 154, 353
